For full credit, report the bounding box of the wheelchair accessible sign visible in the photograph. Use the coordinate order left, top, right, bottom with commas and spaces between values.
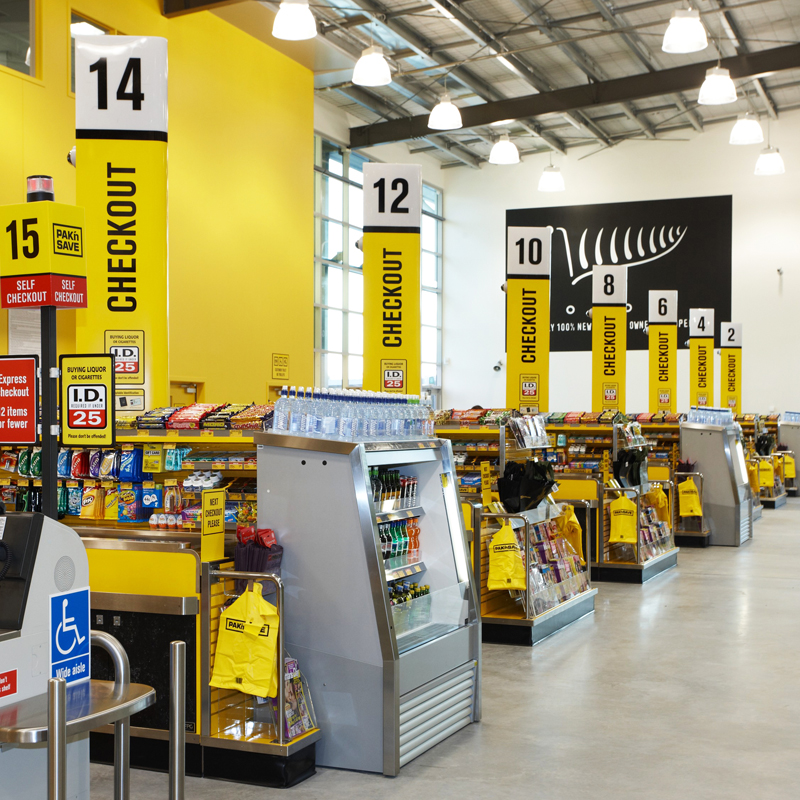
50, 587, 90, 684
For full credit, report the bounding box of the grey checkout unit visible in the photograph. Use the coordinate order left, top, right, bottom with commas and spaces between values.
681, 411, 754, 546
255, 433, 481, 777
0, 513, 154, 800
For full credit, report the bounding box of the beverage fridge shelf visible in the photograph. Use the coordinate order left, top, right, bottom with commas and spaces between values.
384, 559, 426, 582
375, 506, 424, 523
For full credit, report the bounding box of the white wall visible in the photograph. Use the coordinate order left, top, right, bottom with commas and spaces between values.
441, 110, 800, 414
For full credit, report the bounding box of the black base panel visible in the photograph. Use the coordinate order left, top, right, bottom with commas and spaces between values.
675, 534, 711, 548
91, 609, 197, 732
90, 732, 203, 776
482, 624, 533, 646
202, 743, 316, 788
591, 566, 645, 584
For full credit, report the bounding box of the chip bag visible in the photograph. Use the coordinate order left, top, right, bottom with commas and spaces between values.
487, 523, 526, 591
209, 582, 280, 698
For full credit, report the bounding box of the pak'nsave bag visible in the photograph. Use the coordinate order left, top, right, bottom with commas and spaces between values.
785, 455, 796, 479
555, 505, 585, 565
644, 485, 670, 522
758, 460, 775, 489
210, 582, 280, 698
609, 495, 637, 543
487, 523, 526, 591
747, 462, 759, 495
678, 478, 702, 517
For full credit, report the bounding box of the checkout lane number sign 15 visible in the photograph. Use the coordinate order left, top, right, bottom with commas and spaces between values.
59, 353, 115, 446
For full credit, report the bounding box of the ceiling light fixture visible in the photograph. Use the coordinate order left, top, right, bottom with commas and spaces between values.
352, 46, 391, 86
698, 66, 737, 105
428, 93, 462, 130
538, 155, 564, 192
661, 8, 707, 54
754, 145, 785, 175
489, 133, 520, 165
272, 0, 317, 41
490, 119, 516, 127
729, 113, 763, 145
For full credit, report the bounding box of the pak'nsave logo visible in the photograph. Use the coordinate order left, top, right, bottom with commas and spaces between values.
52, 223, 83, 257
224, 617, 271, 637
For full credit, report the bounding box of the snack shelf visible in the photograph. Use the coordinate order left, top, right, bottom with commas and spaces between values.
375, 506, 424, 523
179, 461, 257, 471
384, 558, 426, 582
118, 430, 258, 443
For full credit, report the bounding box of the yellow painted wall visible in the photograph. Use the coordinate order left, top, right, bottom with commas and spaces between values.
0, 0, 314, 399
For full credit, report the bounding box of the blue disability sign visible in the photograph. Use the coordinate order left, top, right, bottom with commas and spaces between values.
50, 587, 90, 684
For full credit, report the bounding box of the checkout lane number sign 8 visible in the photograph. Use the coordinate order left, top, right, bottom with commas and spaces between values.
67, 384, 107, 428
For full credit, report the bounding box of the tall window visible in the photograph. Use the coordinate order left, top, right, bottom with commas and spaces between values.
313, 135, 443, 403
70, 12, 112, 93
0, 0, 35, 77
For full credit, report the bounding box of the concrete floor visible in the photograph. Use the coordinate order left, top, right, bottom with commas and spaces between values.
92, 502, 800, 799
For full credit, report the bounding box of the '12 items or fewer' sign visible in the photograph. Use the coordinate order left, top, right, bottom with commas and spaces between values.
59, 354, 115, 446
0, 355, 38, 444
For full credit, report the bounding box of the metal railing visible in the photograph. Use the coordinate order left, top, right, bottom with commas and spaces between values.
202, 568, 286, 745
46, 633, 186, 800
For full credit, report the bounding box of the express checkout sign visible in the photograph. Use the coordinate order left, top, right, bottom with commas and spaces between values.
0, 356, 39, 444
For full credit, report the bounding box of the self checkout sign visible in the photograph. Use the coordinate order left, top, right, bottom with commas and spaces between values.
59, 354, 115, 446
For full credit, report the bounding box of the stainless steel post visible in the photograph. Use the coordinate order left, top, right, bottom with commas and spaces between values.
169, 641, 186, 800
276, 579, 286, 745
91, 631, 130, 800
48, 677, 67, 800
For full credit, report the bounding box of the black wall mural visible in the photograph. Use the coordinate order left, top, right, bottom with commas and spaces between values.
507, 195, 732, 351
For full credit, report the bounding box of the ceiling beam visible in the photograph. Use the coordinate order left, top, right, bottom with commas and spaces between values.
163, 0, 244, 16
349, 43, 800, 148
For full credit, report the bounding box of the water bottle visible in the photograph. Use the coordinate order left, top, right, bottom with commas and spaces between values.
272, 385, 290, 432
318, 388, 337, 438
337, 391, 355, 440
287, 386, 301, 434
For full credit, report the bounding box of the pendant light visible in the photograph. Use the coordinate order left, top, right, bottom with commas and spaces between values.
698, 66, 737, 105
353, 45, 391, 86
538, 155, 564, 192
662, 8, 707, 54
754, 146, 785, 176
729, 113, 763, 145
428, 92, 462, 130
489, 133, 520, 165
272, 0, 317, 41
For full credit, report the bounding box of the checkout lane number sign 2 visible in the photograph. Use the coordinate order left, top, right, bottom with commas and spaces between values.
50, 587, 91, 684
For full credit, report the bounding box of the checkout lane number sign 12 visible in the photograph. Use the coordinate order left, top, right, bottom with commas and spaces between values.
59, 354, 115, 446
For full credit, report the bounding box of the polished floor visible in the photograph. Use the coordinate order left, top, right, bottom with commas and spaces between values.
92, 502, 800, 799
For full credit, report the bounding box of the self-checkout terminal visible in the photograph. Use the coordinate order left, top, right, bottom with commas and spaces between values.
0, 512, 91, 800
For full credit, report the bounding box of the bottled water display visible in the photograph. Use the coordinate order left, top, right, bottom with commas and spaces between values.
784, 411, 800, 423
273, 386, 435, 441
686, 407, 735, 426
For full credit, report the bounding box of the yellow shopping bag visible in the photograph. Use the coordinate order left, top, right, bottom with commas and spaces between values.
644, 485, 670, 522
785, 455, 796, 479
758, 460, 775, 489
747, 462, 759, 495
555, 505, 585, 565
487, 523, 526, 591
609, 495, 637, 544
678, 478, 702, 517
210, 582, 280, 698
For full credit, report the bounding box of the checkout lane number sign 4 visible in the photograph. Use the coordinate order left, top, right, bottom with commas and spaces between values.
50, 587, 91, 685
